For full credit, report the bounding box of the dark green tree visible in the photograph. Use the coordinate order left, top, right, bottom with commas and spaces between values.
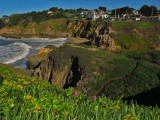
58, 8, 64, 12
49, 7, 58, 12
150, 5, 158, 16
77, 8, 84, 13
111, 6, 133, 15
0, 19, 5, 29
98, 6, 107, 12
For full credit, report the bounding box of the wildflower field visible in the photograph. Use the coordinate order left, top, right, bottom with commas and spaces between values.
1, 63, 160, 120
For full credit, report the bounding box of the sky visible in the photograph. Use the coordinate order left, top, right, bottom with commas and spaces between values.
0, 0, 160, 17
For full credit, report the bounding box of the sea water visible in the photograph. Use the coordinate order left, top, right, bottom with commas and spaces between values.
0, 37, 67, 68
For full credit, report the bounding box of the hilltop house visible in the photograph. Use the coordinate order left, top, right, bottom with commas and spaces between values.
47, 11, 54, 15
2, 17, 9, 22
80, 10, 108, 20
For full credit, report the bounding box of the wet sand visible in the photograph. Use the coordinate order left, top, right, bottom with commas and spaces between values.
67, 37, 90, 45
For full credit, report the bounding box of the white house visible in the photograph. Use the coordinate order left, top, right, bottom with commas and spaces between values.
47, 11, 54, 15
132, 10, 139, 15
80, 11, 89, 18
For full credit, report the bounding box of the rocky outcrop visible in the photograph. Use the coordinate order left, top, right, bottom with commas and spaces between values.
90, 25, 121, 51
29, 55, 89, 94
27, 46, 55, 69
28, 44, 160, 99
1, 19, 160, 50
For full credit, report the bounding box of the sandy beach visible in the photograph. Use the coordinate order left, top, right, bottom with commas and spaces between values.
67, 37, 90, 45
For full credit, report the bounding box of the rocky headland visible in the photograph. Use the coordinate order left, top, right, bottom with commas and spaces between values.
27, 43, 160, 103
1, 18, 160, 51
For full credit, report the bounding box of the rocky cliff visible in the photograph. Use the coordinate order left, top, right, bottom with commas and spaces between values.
28, 43, 160, 98
0, 19, 160, 50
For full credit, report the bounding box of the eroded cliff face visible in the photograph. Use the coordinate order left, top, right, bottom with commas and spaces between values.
29, 53, 89, 94
1, 19, 160, 50
28, 44, 160, 99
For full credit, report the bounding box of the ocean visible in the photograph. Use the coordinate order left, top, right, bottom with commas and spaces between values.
0, 37, 67, 69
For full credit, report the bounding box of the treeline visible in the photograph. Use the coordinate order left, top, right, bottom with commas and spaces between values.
0, 5, 159, 28
1, 7, 89, 27
111, 5, 158, 16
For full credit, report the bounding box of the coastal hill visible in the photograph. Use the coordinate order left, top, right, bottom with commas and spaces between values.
0, 18, 160, 50
1, 61, 160, 119
28, 43, 160, 106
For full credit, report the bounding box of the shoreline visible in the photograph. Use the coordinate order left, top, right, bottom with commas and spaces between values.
0, 35, 90, 45
0, 36, 90, 77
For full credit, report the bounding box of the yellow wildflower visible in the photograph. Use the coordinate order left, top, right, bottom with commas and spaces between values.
3, 92, 8, 96
13, 81, 16, 84
23, 81, 29, 85
16, 85, 23, 91
34, 105, 41, 110
124, 115, 131, 119
131, 117, 135, 120
4, 80, 9, 85
18, 78, 24, 82
31, 78, 35, 82
13, 84, 15, 87
25, 95, 32, 101
33, 110, 37, 113
114, 105, 120, 110
9, 83, 13, 87
109, 107, 114, 109
2, 75, 6, 78
33, 110, 42, 113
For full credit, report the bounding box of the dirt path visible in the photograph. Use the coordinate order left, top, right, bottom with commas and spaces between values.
68, 44, 99, 51
96, 61, 139, 96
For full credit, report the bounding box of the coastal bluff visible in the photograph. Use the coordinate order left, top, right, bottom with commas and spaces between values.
27, 43, 160, 101
0, 19, 160, 50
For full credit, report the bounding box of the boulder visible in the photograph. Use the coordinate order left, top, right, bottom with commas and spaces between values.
27, 47, 54, 69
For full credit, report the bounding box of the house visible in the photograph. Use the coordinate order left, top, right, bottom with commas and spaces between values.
2, 17, 9, 22
47, 11, 54, 15
132, 17, 141, 21
80, 10, 109, 20
132, 10, 139, 15
80, 11, 89, 18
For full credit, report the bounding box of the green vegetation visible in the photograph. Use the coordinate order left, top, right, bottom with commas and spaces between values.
0, 19, 5, 29
111, 21, 151, 30
47, 43, 160, 99
115, 50, 160, 65
115, 34, 150, 50
104, 61, 160, 98
139, 5, 158, 16
1, 62, 160, 119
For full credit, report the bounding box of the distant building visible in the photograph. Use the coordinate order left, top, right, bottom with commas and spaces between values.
2, 17, 9, 22
132, 17, 141, 21
132, 10, 139, 15
47, 11, 54, 15
80, 10, 108, 20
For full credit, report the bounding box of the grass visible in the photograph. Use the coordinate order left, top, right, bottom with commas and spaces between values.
115, 50, 160, 64
115, 34, 150, 50
48, 43, 160, 99
1, 63, 160, 119
111, 21, 152, 30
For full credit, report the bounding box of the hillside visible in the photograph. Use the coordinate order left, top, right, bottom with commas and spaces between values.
0, 18, 160, 50
1, 61, 160, 119
27, 43, 160, 106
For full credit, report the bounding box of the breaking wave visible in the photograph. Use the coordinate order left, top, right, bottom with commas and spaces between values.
3, 42, 31, 64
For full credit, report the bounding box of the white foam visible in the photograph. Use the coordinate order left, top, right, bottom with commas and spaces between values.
0, 36, 67, 42
3, 42, 31, 64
